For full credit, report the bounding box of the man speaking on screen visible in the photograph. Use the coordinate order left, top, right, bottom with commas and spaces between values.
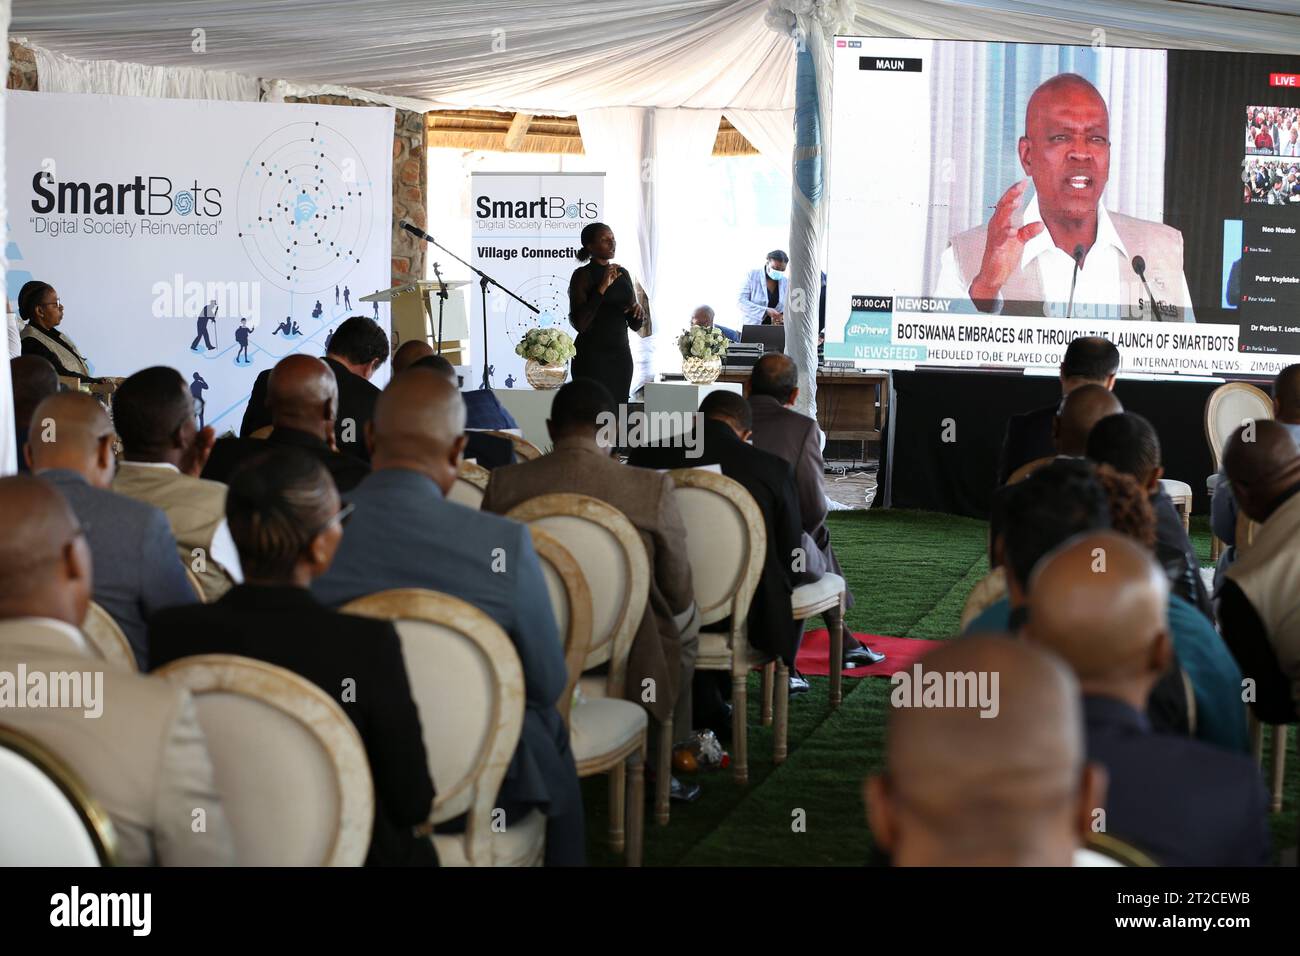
936, 73, 1194, 322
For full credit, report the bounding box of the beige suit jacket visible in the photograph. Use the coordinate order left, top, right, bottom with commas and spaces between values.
0, 617, 236, 866
111, 462, 235, 600
481, 436, 696, 722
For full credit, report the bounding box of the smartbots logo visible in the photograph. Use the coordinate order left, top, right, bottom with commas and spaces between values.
31, 172, 223, 217
475, 195, 598, 220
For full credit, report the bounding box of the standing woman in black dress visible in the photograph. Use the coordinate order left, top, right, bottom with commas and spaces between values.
569, 223, 648, 404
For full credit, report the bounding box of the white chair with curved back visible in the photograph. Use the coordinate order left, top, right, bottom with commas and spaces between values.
80, 602, 137, 673
528, 527, 594, 726
0, 725, 118, 865
340, 589, 541, 866
155, 654, 375, 866
668, 469, 773, 784
449, 460, 491, 509
1205, 382, 1273, 560
506, 493, 653, 859
475, 429, 543, 462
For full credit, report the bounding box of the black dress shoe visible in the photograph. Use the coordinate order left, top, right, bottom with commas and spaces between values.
789, 670, 811, 696
843, 645, 886, 667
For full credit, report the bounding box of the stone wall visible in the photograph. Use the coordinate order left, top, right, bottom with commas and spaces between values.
285, 94, 427, 289
8, 41, 37, 91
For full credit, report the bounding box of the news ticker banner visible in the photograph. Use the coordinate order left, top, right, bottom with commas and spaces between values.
468, 172, 604, 390
5, 90, 393, 433
823, 295, 1300, 379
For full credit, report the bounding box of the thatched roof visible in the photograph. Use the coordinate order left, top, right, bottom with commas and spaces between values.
425, 110, 757, 156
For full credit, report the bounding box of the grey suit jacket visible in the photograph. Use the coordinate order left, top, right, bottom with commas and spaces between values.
481, 435, 698, 724
0, 617, 236, 866
748, 395, 852, 606
37, 469, 198, 669
311, 467, 572, 811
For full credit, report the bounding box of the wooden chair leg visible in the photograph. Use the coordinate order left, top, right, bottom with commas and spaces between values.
732, 670, 749, 786
608, 761, 626, 854
1271, 725, 1287, 814
654, 716, 672, 826
1249, 710, 1264, 765
828, 596, 845, 710
626, 749, 645, 867
1210, 534, 1222, 563
774, 660, 789, 765
760, 662, 774, 726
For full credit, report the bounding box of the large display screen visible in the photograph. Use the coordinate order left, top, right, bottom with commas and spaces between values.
824, 38, 1300, 379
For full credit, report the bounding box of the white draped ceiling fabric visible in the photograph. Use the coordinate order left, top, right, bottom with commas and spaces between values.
7, 0, 1300, 416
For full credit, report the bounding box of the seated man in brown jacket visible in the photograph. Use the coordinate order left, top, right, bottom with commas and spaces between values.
482, 378, 702, 801
746, 354, 883, 668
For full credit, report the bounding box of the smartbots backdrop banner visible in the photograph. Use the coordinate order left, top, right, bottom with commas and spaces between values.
6, 90, 393, 432
469, 172, 603, 389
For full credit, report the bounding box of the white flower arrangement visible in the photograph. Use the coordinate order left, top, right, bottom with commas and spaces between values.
677, 326, 729, 360
515, 327, 576, 365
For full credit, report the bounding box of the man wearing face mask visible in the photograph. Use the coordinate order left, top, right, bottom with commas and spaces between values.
739, 250, 789, 326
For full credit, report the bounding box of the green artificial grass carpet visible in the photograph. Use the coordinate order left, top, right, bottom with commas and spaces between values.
582, 510, 1298, 866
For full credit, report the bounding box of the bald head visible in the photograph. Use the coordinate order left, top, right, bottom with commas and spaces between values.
267, 354, 338, 441
0, 475, 92, 624
392, 339, 436, 375
1224, 418, 1300, 522
1273, 364, 1300, 423
370, 367, 467, 493
11, 355, 60, 430
26, 391, 116, 487
869, 635, 1096, 866
1021, 74, 1110, 229
1055, 383, 1122, 456
748, 353, 799, 405
1026, 531, 1169, 700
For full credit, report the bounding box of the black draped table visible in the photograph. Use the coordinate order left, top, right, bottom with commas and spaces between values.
878, 369, 1226, 520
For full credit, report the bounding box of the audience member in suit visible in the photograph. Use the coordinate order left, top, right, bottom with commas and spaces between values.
10, 355, 58, 474
966, 460, 1191, 738
745, 353, 884, 667
0, 475, 235, 865
482, 378, 703, 802
866, 635, 1106, 867
392, 339, 520, 430
1219, 420, 1300, 726
1053, 383, 1122, 458
110, 366, 243, 601
240, 315, 387, 461
1025, 532, 1270, 866
1090, 464, 1248, 753
26, 391, 195, 669
997, 335, 1120, 485
1212, 363, 1300, 589
311, 368, 584, 864
149, 449, 437, 866
205, 354, 369, 493
410, 354, 514, 469
1087, 411, 1212, 620
628, 390, 813, 722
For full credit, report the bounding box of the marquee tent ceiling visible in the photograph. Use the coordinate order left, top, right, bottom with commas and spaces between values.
10, 0, 1300, 116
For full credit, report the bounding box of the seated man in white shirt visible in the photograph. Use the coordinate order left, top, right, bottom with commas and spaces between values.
935, 73, 1194, 322
110, 366, 242, 600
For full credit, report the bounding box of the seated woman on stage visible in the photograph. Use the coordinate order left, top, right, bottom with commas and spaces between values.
568, 222, 650, 404
17, 281, 100, 384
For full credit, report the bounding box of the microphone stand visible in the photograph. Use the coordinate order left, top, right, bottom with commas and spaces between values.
431, 261, 448, 355
1066, 245, 1084, 320
401, 224, 539, 389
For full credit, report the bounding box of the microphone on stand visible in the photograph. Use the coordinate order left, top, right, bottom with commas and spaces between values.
1131, 255, 1161, 321
1066, 243, 1084, 319
398, 219, 428, 241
